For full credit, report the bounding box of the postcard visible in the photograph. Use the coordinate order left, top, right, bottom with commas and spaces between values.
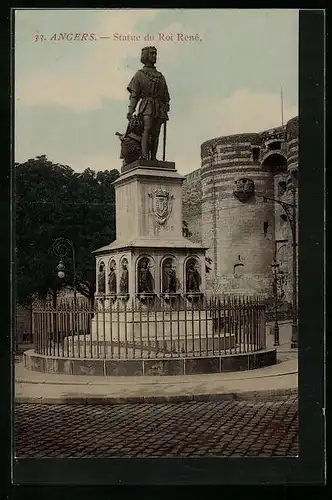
12, 7, 325, 486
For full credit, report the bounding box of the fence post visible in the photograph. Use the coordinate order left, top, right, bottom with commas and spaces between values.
261, 300, 267, 349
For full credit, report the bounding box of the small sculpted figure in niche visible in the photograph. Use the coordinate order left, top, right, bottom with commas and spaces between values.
162, 260, 177, 294
98, 263, 106, 294
108, 262, 117, 294
138, 258, 154, 294
126, 46, 170, 160
186, 260, 201, 293
119, 259, 129, 294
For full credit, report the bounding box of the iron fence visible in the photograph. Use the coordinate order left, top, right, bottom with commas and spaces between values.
32, 295, 266, 360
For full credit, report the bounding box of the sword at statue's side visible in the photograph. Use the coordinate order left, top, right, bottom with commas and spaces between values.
162, 121, 167, 161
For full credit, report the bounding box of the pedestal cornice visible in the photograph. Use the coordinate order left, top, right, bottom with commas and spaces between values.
113, 163, 184, 188
92, 237, 208, 255
121, 159, 176, 174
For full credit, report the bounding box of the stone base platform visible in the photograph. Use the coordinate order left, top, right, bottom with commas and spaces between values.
61, 333, 236, 358
89, 310, 259, 341
91, 309, 215, 332
23, 348, 276, 377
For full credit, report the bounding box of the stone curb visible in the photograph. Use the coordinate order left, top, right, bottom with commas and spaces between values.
15, 387, 298, 405
14, 367, 298, 386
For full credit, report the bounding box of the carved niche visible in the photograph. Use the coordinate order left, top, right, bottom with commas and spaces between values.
137, 256, 154, 295
186, 258, 201, 294
97, 262, 106, 294
233, 178, 255, 203
108, 260, 117, 295
148, 188, 174, 225
119, 258, 129, 295
162, 258, 177, 295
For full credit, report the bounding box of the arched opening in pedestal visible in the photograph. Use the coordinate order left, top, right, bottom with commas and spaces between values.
119, 257, 129, 296
97, 261, 106, 294
108, 259, 117, 296
161, 256, 179, 296
185, 257, 202, 298
136, 255, 155, 298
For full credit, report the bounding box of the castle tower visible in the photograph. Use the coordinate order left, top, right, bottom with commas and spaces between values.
286, 116, 299, 181
200, 130, 287, 296
284, 116, 299, 303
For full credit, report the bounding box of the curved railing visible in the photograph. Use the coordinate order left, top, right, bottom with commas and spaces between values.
32, 295, 266, 360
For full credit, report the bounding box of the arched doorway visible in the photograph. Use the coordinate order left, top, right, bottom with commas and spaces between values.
261, 151, 287, 174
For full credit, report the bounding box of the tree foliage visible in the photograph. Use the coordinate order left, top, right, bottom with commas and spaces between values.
15, 155, 119, 305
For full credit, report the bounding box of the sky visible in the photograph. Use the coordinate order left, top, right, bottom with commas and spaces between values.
15, 9, 299, 176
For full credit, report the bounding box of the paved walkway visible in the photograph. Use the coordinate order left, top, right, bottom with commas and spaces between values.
15, 397, 298, 458
15, 322, 298, 403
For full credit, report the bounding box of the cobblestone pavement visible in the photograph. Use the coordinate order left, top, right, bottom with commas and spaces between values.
14, 396, 298, 458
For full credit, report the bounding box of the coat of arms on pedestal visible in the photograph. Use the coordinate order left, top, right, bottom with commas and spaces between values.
148, 188, 174, 225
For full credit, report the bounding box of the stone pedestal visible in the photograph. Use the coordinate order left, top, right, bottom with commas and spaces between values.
93, 160, 207, 303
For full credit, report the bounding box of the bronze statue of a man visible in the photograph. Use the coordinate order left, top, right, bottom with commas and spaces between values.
126, 46, 170, 160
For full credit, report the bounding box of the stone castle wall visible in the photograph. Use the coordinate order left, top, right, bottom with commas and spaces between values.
182, 116, 299, 298
182, 168, 202, 243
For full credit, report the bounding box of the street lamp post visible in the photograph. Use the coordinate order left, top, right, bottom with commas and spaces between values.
256, 187, 298, 348
52, 238, 77, 305
271, 259, 280, 346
